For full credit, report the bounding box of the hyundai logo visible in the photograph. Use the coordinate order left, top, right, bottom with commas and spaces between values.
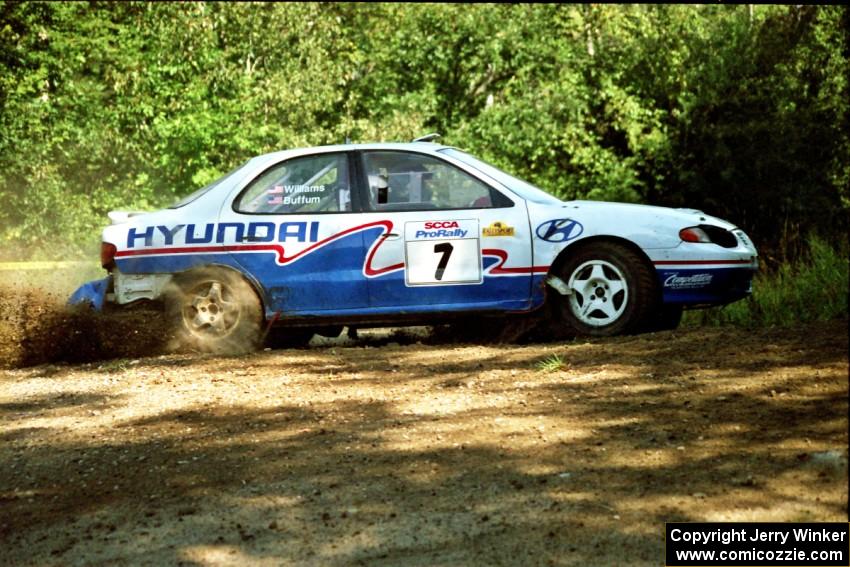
535, 218, 583, 242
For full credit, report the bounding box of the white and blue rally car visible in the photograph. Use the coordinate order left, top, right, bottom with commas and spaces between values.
70, 138, 758, 350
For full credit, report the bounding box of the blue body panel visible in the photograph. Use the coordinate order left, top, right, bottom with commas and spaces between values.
366, 255, 533, 310
68, 277, 110, 310
118, 254, 223, 274
113, 227, 545, 317
657, 267, 755, 304
281, 298, 534, 318
232, 229, 370, 314
74, 265, 750, 316
530, 274, 546, 308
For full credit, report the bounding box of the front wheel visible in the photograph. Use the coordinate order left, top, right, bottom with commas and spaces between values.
554, 242, 657, 337
167, 268, 263, 354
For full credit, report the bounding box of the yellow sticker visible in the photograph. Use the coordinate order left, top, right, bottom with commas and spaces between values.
482, 221, 515, 237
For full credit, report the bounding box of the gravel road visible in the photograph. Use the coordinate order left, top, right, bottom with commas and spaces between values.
1, 319, 847, 566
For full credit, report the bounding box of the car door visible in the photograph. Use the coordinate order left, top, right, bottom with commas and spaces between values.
355, 150, 534, 312
220, 151, 372, 315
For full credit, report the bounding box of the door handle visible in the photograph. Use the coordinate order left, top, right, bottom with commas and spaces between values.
382, 232, 401, 240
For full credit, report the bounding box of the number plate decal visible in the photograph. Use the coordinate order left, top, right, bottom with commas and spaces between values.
404, 220, 482, 286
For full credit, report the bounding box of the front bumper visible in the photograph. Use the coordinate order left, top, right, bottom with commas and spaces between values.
656, 266, 756, 306
651, 229, 758, 306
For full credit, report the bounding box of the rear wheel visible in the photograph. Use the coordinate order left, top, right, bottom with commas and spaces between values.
554, 242, 657, 336
168, 268, 263, 353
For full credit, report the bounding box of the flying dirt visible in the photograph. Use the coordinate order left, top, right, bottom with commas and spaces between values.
0, 285, 172, 369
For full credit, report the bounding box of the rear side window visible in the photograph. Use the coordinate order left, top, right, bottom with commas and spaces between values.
361, 151, 513, 211
235, 153, 351, 214
170, 161, 249, 209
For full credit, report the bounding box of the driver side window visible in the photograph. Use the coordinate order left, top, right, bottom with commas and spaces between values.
235, 153, 351, 214
361, 151, 512, 211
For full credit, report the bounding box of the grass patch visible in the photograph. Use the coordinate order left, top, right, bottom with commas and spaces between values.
536, 354, 565, 373
684, 236, 848, 328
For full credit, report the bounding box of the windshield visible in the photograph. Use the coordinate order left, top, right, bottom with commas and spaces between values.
439, 148, 563, 205
169, 161, 249, 209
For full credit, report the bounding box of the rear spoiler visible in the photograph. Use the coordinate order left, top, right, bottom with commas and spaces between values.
107, 211, 148, 225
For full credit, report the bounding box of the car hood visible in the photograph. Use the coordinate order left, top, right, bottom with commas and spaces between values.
524, 199, 742, 250
544, 200, 738, 230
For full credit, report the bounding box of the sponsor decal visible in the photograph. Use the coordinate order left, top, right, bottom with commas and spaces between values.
127, 221, 320, 248
268, 194, 321, 206
482, 221, 515, 237
268, 184, 325, 206
663, 272, 714, 289
407, 220, 475, 240
404, 220, 481, 285
119, 220, 402, 276
273, 183, 326, 194
535, 218, 583, 243
415, 228, 467, 238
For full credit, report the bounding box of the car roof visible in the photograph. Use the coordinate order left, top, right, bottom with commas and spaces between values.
251, 142, 453, 167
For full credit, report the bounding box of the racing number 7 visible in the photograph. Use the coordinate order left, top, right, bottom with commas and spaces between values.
433, 242, 454, 281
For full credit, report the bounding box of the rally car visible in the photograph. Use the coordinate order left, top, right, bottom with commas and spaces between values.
70, 138, 758, 351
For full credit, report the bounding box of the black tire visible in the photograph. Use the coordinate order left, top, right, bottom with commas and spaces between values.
167, 268, 263, 354
553, 242, 657, 336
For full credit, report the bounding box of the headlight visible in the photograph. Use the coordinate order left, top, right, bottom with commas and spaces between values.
679, 225, 738, 248
679, 227, 711, 243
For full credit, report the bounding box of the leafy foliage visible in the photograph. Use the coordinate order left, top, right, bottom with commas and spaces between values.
0, 3, 847, 261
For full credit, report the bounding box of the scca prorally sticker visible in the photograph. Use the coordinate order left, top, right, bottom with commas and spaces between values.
404, 219, 481, 286
663, 272, 714, 289
406, 220, 471, 240
482, 221, 515, 237
535, 218, 583, 243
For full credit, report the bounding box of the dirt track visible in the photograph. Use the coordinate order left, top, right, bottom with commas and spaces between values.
1, 320, 847, 566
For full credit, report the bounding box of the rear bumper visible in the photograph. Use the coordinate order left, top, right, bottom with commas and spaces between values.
68, 271, 173, 311
68, 277, 111, 310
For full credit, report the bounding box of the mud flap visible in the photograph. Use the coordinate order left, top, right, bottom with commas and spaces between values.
68, 277, 110, 311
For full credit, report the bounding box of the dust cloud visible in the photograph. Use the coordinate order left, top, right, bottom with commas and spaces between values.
0, 285, 170, 369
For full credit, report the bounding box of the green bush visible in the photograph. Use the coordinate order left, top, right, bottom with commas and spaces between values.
1, 5, 847, 261
684, 237, 849, 328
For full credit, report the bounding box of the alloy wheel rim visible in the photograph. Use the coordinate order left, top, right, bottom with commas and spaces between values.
566, 260, 629, 327
183, 281, 240, 338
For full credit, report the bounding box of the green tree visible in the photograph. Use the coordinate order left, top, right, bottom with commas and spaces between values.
0, 3, 846, 261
